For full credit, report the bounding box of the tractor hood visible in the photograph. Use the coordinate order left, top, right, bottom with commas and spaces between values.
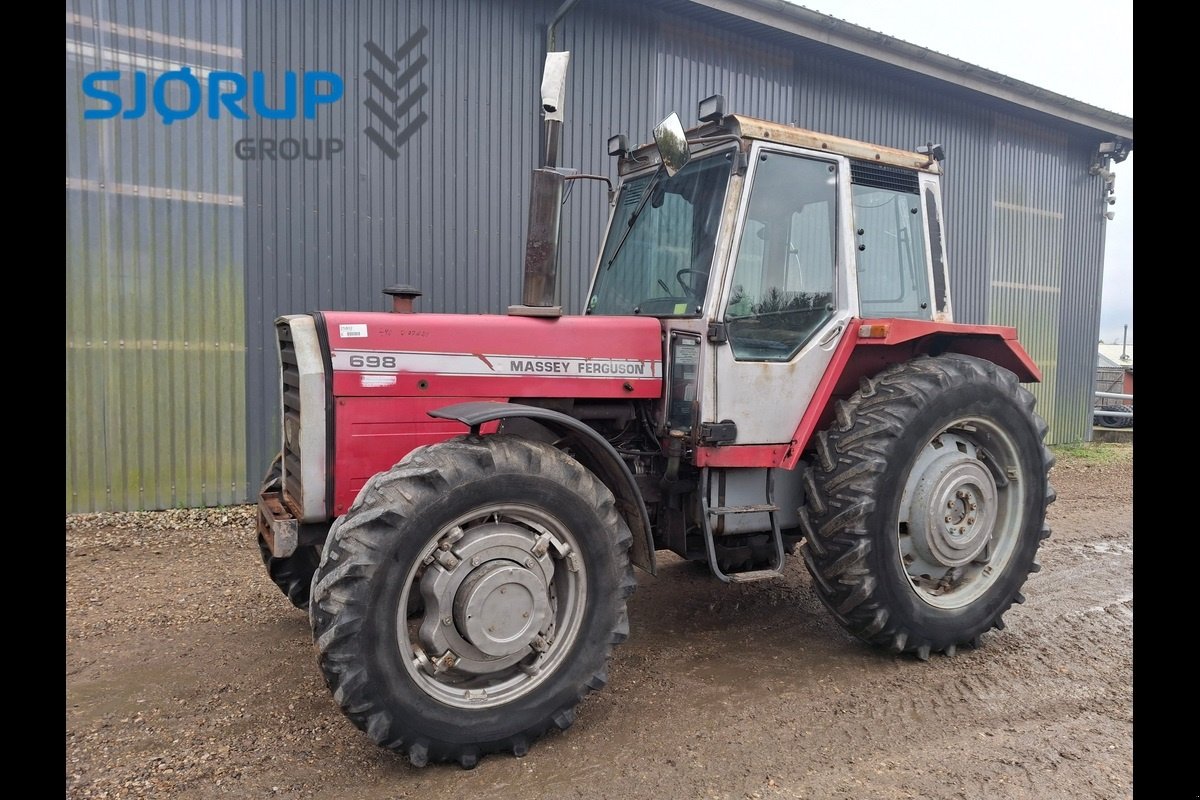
320, 311, 664, 399
300, 311, 663, 515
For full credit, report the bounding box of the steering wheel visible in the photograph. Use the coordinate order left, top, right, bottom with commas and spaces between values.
676, 269, 708, 296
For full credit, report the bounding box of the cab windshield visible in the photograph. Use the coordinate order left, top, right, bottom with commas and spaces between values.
588, 151, 733, 316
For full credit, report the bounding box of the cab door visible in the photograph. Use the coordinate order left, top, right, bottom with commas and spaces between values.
709, 145, 853, 444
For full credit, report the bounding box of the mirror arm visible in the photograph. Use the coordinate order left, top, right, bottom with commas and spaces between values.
562, 173, 613, 192
562, 172, 616, 205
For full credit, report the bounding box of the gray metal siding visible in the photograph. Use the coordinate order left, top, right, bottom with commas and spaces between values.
66, 0, 1118, 512
66, 0, 246, 512
1056, 139, 1109, 442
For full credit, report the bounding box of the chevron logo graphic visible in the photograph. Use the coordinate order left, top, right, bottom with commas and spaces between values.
363, 27, 429, 159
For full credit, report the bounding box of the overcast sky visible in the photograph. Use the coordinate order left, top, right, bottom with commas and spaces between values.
790, 0, 1134, 345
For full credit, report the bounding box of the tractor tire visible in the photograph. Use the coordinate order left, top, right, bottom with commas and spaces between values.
256, 455, 323, 611
256, 533, 321, 611
1094, 404, 1133, 429
798, 354, 1054, 660
309, 434, 636, 768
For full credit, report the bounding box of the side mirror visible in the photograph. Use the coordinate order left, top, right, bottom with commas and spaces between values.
654, 112, 690, 176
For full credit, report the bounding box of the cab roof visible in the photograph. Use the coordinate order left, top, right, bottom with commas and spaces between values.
621, 113, 941, 175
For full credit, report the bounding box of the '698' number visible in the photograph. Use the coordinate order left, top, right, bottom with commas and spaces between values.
348, 354, 397, 369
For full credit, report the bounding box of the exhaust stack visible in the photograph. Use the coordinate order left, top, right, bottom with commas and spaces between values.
509, 51, 570, 318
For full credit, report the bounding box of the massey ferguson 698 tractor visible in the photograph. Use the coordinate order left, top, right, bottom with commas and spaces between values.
256, 53, 1054, 768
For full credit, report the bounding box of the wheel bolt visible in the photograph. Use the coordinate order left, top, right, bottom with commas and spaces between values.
524, 558, 535, 569
967, 517, 976, 525
442, 617, 451, 626
945, 515, 952, 523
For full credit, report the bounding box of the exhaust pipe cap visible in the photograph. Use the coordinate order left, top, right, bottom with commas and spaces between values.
383, 284, 422, 313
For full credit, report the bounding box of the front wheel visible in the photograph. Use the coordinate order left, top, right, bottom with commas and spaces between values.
309, 435, 636, 768
799, 354, 1055, 659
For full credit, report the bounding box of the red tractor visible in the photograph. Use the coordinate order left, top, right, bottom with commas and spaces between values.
256, 57, 1053, 768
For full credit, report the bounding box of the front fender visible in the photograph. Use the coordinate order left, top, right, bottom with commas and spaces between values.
429, 401, 657, 575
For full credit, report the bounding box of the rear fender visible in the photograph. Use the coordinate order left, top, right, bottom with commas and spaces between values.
429, 401, 657, 575
783, 319, 1041, 465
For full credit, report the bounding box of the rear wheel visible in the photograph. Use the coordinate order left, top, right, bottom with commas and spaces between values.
256, 455, 323, 611
799, 354, 1054, 658
309, 435, 636, 768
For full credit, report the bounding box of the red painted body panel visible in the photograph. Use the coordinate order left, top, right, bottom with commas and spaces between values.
695, 318, 1042, 470
854, 319, 1042, 383
320, 312, 665, 512
333, 396, 502, 514
693, 444, 793, 468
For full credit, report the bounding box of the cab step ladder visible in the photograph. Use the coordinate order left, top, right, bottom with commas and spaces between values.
699, 467, 786, 583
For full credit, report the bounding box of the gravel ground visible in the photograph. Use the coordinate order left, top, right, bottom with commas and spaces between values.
66, 442, 1132, 799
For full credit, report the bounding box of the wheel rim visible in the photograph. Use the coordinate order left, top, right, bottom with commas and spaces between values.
397, 502, 587, 709
897, 418, 1026, 609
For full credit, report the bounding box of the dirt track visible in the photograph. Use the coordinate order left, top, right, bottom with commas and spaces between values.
66, 443, 1132, 799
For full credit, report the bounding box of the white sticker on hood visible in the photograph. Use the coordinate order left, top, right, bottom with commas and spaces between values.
361, 373, 396, 388
340, 323, 368, 338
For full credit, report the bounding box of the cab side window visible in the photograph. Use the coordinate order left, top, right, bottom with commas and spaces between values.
851, 161, 932, 319
725, 153, 837, 361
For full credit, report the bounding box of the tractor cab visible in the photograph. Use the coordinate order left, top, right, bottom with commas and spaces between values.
589, 99, 951, 330
587, 100, 953, 445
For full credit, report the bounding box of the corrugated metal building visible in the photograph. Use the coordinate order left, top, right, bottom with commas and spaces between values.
65, 0, 1135, 512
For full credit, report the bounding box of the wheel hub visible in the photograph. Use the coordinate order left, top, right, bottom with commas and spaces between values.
908, 452, 998, 567
453, 561, 550, 657
415, 522, 559, 676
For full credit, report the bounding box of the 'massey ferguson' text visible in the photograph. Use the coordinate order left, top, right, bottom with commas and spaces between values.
509, 360, 648, 376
